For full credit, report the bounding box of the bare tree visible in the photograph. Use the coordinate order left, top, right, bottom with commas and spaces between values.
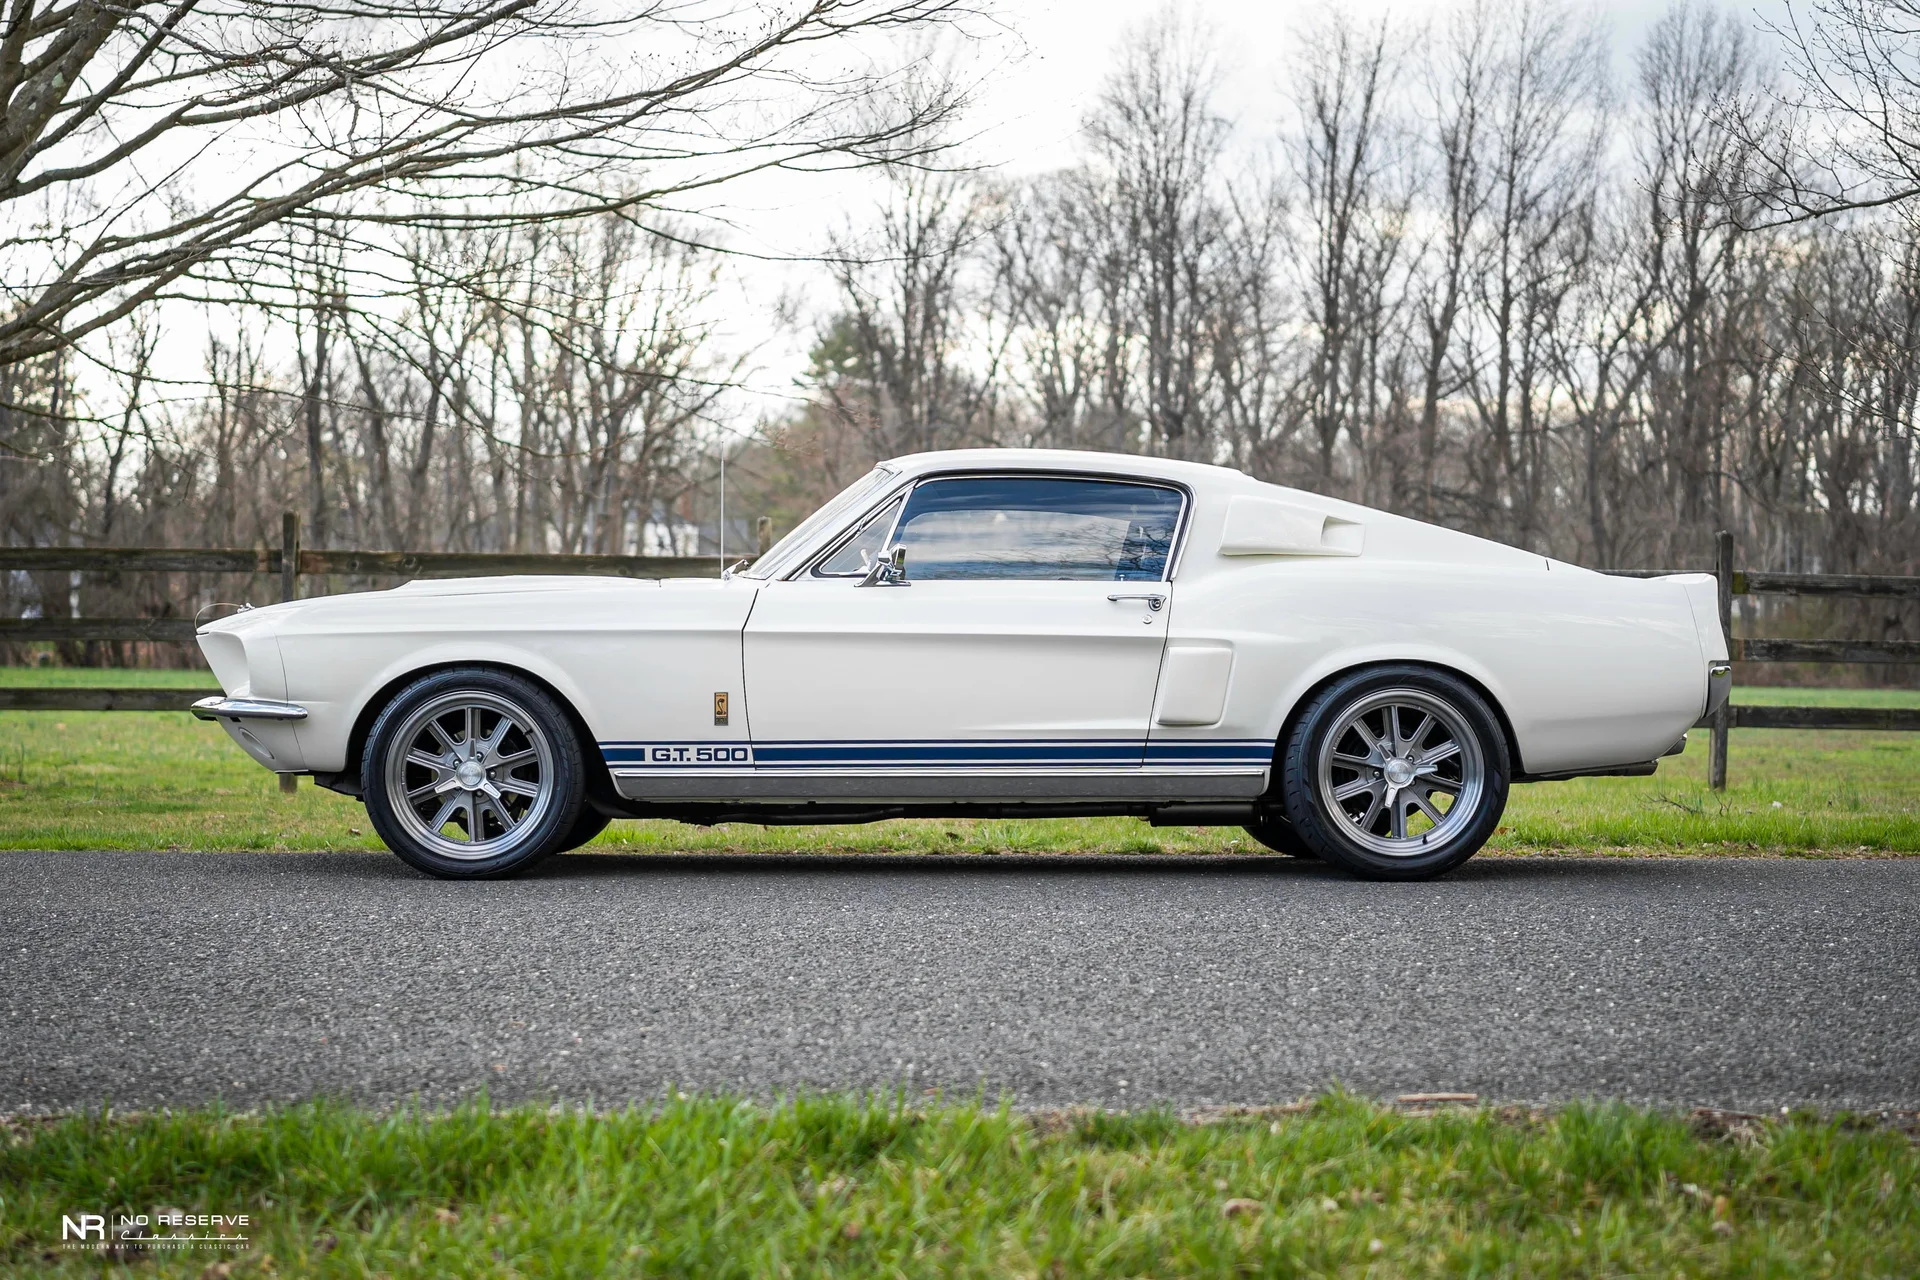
1286, 13, 1409, 491
0, 0, 974, 367
1082, 9, 1230, 459
1209, 167, 1298, 477
990, 172, 1108, 450
1749, 0, 1920, 226
1456, 0, 1605, 547
1632, 2, 1769, 541
1411, 1, 1495, 518
818, 164, 1003, 459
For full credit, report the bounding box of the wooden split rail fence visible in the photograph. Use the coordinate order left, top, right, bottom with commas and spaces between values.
2, 519, 1913, 789
1602, 531, 1920, 787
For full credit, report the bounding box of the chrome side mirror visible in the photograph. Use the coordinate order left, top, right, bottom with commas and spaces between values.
857, 545, 908, 587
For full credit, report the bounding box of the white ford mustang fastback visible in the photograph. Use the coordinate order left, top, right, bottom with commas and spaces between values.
193, 449, 1731, 880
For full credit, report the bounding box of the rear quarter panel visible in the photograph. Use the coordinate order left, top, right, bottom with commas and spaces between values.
1179, 559, 1706, 775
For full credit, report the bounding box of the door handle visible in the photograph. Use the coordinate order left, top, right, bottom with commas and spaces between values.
1107, 593, 1166, 611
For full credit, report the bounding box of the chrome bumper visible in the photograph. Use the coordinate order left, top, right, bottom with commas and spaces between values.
190, 695, 308, 722
1705, 662, 1733, 718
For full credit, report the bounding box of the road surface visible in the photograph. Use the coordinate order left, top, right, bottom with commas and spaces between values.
3, 850, 1915, 1113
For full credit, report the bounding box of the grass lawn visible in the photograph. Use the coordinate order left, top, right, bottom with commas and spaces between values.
2, 1094, 1914, 1278
1, 669, 1916, 855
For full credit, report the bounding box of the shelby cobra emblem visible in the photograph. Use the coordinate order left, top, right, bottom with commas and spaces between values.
192, 449, 1731, 880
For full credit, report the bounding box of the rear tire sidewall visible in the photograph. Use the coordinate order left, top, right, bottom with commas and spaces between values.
1280, 665, 1509, 881
362, 668, 587, 879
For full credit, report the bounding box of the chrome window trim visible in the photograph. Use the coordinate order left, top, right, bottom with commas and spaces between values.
1165, 481, 1197, 581
741, 464, 899, 580
809, 491, 910, 579
789, 468, 1193, 584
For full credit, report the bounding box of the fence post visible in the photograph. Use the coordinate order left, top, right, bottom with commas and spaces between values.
279, 511, 302, 795
756, 516, 773, 558
1710, 529, 1733, 791
281, 512, 300, 604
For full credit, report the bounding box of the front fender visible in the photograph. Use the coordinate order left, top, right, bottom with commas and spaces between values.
263, 578, 755, 776
286, 637, 606, 775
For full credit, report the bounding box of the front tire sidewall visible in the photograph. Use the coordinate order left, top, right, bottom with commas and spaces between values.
556, 807, 613, 853
1242, 809, 1319, 859
363, 668, 587, 879
1280, 666, 1509, 880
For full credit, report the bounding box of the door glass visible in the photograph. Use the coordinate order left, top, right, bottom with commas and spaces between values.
814, 495, 904, 577
892, 476, 1182, 581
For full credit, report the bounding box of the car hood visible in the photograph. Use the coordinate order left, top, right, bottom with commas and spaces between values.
198, 574, 741, 637
386, 574, 673, 599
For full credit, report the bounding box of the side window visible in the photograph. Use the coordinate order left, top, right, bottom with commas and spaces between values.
813, 495, 904, 577
891, 476, 1182, 581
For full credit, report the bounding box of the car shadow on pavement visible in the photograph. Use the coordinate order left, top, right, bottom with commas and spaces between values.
171, 848, 1809, 888
539, 851, 1334, 880
522, 849, 1696, 886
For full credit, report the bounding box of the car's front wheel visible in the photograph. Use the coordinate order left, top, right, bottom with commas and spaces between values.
362, 668, 588, 878
1279, 666, 1509, 880
556, 808, 612, 852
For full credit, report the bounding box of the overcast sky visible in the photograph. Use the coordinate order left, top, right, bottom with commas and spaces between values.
718, 0, 1790, 242
986, 0, 1794, 167
700, 0, 1793, 424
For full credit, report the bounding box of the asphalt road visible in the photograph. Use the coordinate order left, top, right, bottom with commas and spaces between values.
3, 850, 1916, 1114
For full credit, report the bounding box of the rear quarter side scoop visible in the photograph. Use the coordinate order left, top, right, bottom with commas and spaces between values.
1216, 496, 1365, 557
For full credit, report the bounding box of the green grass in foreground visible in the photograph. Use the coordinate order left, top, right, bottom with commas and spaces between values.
1, 673, 1916, 854
2, 1094, 1914, 1278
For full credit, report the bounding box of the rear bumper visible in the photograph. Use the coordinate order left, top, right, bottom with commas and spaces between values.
190, 696, 308, 722
1705, 662, 1733, 718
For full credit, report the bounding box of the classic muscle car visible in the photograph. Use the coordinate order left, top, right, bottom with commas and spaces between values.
192, 449, 1731, 880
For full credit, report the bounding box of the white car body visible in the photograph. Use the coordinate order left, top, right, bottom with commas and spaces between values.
195, 449, 1729, 826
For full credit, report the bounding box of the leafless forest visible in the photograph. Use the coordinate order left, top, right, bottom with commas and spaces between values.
2, 0, 1918, 665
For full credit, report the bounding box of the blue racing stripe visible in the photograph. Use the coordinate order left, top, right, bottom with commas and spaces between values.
601, 737, 1275, 770
1145, 740, 1272, 763
754, 743, 1138, 764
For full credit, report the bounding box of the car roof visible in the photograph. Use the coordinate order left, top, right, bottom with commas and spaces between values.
880, 448, 1256, 491
878, 446, 1553, 573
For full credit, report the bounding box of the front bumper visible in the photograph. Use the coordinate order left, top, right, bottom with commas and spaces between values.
190, 696, 308, 722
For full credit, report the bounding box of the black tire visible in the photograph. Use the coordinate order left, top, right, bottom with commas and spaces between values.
362, 667, 588, 879
557, 807, 612, 852
1242, 809, 1318, 859
1280, 665, 1509, 881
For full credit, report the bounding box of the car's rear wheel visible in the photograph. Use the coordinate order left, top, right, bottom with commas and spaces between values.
362, 668, 587, 878
1279, 666, 1508, 880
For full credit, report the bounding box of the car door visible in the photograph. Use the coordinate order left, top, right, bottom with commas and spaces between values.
741, 473, 1184, 795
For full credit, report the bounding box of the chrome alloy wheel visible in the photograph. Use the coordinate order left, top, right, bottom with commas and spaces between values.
383, 690, 555, 860
1314, 687, 1485, 858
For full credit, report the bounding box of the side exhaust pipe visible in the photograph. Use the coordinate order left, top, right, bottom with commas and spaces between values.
1148, 803, 1257, 827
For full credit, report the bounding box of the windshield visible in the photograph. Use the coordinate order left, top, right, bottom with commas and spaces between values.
740, 466, 899, 580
